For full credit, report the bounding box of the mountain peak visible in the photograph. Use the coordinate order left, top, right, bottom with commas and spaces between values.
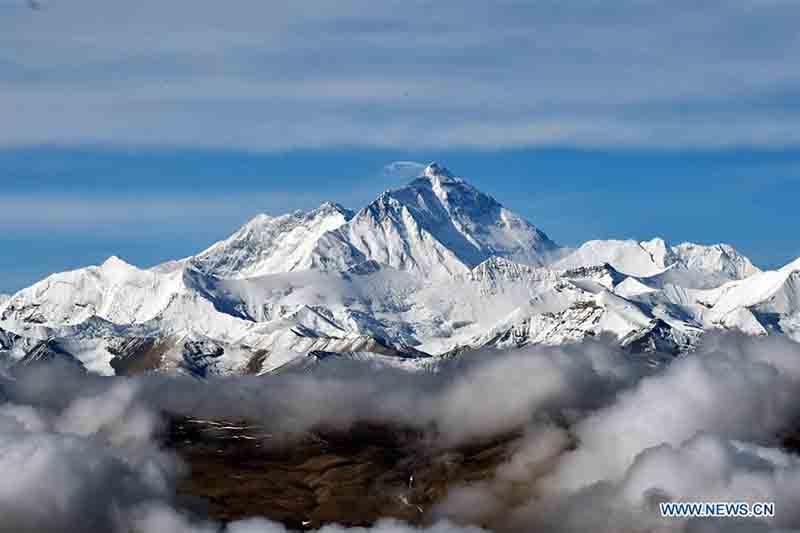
423, 162, 452, 178
240, 202, 351, 230
315, 201, 351, 217
101, 255, 133, 271
189, 199, 353, 279
420, 162, 464, 187
330, 162, 559, 276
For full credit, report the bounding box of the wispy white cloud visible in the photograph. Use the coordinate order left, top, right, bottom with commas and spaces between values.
381, 161, 428, 181
3, 0, 800, 150
0, 193, 321, 230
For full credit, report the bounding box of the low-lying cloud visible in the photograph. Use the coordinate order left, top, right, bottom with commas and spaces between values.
2, 334, 800, 531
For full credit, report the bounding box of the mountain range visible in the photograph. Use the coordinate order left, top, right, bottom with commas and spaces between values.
1, 163, 797, 376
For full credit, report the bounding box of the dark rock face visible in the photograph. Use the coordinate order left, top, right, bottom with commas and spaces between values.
166, 418, 518, 529
108, 337, 167, 375
13, 340, 86, 372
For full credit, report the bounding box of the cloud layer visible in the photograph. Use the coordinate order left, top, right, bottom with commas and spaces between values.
3, 0, 800, 150
3, 334, 800, 531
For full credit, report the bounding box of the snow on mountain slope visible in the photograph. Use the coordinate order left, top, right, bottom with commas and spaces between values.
464, 257, 560, 296
465, 285, 700, 356
699, 257, 800, 337
0, 256, 435, 374
0, 254, 313, 344
561, 264, 628, 292
672, 242, 760, 280
402, 258, 633, 354
697, 257, 799, 315
187, 201, 355, 278
1, 256, 184, 326
0, 325, 38, 367
613, 277, 657, 298
464, 257, 626, 293
635, 243, 761, 290
0, 258, 251, 346
555, 238, 759, 288
196, 265, 420, 324
595, 290, 653, 333
310, 163, 559, 277
555, 238, 675, 277
0, 251, 561, 371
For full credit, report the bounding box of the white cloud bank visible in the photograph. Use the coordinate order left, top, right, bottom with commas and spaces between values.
3, 334, 800, 531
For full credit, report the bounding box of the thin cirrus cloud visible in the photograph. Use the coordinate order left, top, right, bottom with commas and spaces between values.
3, 0, 800, 150
0, 193, 321, 231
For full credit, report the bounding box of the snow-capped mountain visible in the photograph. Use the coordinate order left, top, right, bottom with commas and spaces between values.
2, 256, 185, 326
555, 238, 676, 277
185, 201, 355, 278
697, 257, 800, 336
555, 238, 760, 288
169, 163, 557, 281
314, 163, 559, 277
0, 162, 796, 376
672, 242, 760, 280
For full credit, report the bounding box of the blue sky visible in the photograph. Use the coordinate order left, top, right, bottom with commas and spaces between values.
1, 1, 799, 292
